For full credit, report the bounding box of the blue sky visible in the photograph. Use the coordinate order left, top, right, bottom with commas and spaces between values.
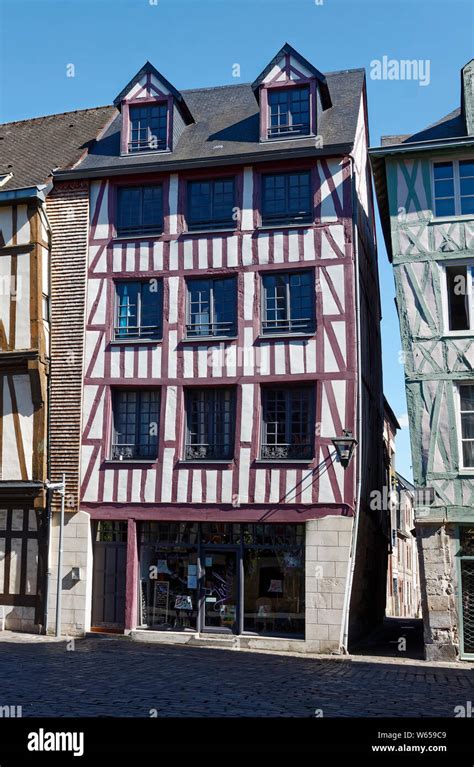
1, 0, 473, 480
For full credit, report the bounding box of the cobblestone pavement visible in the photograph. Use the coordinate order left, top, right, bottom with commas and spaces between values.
0, 633, 473, 717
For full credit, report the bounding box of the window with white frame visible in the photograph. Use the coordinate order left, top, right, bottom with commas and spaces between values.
459, 384, 474, 469
433, 159, 474, 217
444, 262, 474, 331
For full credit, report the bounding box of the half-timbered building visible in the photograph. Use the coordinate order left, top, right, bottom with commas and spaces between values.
0, 108, 114, 631
371, 60, 474, 660
52, 44, 385, 652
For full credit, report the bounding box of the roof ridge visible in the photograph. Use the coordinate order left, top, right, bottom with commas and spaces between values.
0, 105, 115, 129
181, 82, 252, 93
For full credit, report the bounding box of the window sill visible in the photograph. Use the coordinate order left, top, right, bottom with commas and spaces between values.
110, 338, 162, 345
113, 232, 164, 241
177, 460, 235, 467
254, 458, 314, 465
260, 134, 316, 144
430, 213, 474, 223
257, 332, 315, 341
180, 336, 238, 344
441, 330, 473, 337
119, 149, 171, 157
180, 227, 238, 236
104, 459, 157, 465
257, 222, 313, 231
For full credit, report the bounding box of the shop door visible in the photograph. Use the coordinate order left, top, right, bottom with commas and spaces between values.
91, 541, 126, 630
202, 549, 238, 633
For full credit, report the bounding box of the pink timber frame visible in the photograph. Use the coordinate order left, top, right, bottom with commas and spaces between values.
120, 72, 174, 155
258, 53, 317, 141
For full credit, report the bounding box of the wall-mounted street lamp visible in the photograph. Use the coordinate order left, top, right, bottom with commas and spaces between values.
331, 430, 358, 469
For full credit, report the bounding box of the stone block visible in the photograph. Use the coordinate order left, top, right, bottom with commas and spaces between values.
335, 561, 349, 578
317, 546, 349, 562
317, 577, 346, 594
331, 593, 345, 609
338, 531, 352, 548
317, 608, 342, 625
305, 623, 329, 640
317, 516, 353, 532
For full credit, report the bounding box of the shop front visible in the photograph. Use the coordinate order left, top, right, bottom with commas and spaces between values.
138, 522, 305, 638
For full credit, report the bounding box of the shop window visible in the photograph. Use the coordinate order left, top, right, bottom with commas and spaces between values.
243, 543, 305, 637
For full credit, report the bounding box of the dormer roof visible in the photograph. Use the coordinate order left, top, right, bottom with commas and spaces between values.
251, 43, 332, 110
113, 61, 194, 124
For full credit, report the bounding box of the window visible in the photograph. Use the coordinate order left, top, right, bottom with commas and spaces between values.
261, 171, 312, 226
111, 389, 160, 460
115, 281, 162, 340
129, 104, 168, 153
433, 160, 474, 217
117, 185, 163, 237
261, 387, 314, 460
186, 277, 237, 338
185, 388, 235, 460
268, 87, 310, 138
187, 178, 235, 231
445, 263, 473, 331
459, 384, 474, 468
262, 270, 314, 335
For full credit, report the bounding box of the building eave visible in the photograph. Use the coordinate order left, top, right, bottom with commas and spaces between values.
53, 142, 354, 181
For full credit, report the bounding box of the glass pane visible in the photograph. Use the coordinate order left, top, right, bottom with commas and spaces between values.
203, 550, 238, 630
460, 177, 474, 197
446, 265, 469, 331
213, 277, 236, 335
243, 547, 305, 636
289, 271, 313, 332
116, 282, 139, 338
187, 279, 211, 336
140, 281, 161, 338
462, 440, 474, 468
433, 162, 454, 180
460, 384, 474, 411
435, 197, 456, 217
461, 413, 474, 439
263, 273, 288, 333
460, 528, 474, 556
139, 545, 198, 630
459, 160, 474, 177
461, 196, 474, 215
434, 179, 455, 198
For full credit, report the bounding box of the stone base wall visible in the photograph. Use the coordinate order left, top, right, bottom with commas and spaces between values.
46, 510, 92, 637
305, 516, 353, 654
417, 523, 459, 661
0, 605, 40, 633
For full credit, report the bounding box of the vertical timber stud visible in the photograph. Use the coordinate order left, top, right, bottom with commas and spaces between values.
125, 518, 138, 631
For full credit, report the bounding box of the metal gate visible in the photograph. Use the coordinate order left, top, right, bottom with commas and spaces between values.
459, 527, 474, 658
91, 522, 127, 630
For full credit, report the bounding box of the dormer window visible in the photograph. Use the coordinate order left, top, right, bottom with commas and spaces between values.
129, 104, 168, 153
268, 87, 310, 138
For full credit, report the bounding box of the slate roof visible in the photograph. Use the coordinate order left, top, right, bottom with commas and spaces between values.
65, 69, 365, 176
0, 67, 365, 188
380, 108, 465, 148
0, 106, 116, 193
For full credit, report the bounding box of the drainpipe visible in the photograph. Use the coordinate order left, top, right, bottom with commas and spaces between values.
339, 160, 363, 654
42, 198, 53, 634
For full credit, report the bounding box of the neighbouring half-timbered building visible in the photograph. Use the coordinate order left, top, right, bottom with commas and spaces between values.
371, 60, 474, 660
0, 108, 115, 632
51, 44, 386, 652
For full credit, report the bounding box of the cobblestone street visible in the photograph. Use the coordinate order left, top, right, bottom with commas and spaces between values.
0, 632, 473, 718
